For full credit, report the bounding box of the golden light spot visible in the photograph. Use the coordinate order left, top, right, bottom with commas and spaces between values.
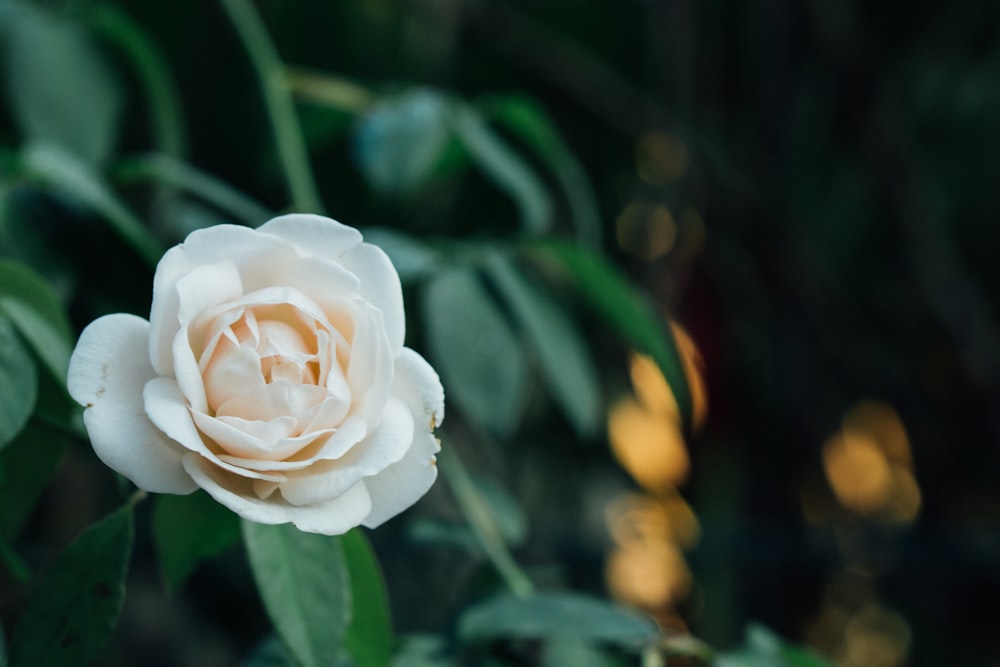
670, 323, 709, 433
629, 353, 678, 419
606, 539, 692, 609
636, 132, 689, 185
605, 492, 700, 549
628, 323, 708, 433
822, 432, 893, 515
842, 605, 911, 667
843, 401, 911, 465
820, 400, 920, 522
609, 398, 690, 492
674, 207, 707, 260
882, 466, 921, 524
615, 201, 677, 260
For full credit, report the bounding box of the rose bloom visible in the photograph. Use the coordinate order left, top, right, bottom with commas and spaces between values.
68, 214, 444, 535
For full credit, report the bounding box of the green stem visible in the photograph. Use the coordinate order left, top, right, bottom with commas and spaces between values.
85, 5, 186, 159
218, 0, 324, 214
438, 445, 534, 598
116, 154, 272, 227
285, 67, 375, 114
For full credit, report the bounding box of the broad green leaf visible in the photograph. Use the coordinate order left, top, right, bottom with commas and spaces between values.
0, 300, 69, 387
361, 227, 441, 283
0, 424, 68, 543
480, 96, 601, 249
242, 521, 351, 667
0, 260, 71, 342
716, 625, 836, 667
85, 6, 186, 159
23, 143, 164, 266
485, 252, 601, 436
453, 106, 552, 235
525, 241, 692, 429
152, 490, 241, 591
542, 639, 631, 667
116, 154, 271, 228
458, 592, 659, 647
9, 503, 135, 667
0, 315, 36, 450
422, 268, 527, 439
342, 529, 392, 667
0, 259, 72, 384
3, 4, 122, 166
353, 90, 453, 194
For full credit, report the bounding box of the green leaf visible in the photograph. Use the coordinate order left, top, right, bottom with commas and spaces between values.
152, 490, 241, 591
458, 592, 659, 647
9, 503, 135, 667
0, 259, 72, 385
525, 241, 692, 429
361, 227, 441, 283
542, 639, 631, 667
716, 625, 836, 667
353, 90, 454, 194
0, 423, 69, 543
422, 268, 527, 439
480, 96, 602, 249
242, 521, 351, 667
453, 106, 553, 235
342, 529, 392, 667
392, 635, 455, 667
485, 252, 601, 436
0, 315, 36, 450
23, 143, 164, 266
2, 4, 123, 166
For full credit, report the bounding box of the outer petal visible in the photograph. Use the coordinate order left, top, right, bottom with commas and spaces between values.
67, 314, 197, 494
392, 347, 445, 430
338, 243, 405, 352
257, 213, 363, 261
279, 398, 414, 505
183, 453, 373, 535
362, 430, 440, 528
362, 348, 445, 527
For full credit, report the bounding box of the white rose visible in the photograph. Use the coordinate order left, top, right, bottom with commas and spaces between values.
67, 214, 444, 535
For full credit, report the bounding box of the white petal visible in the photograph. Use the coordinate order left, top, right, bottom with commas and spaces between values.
175, 261, 244, 332
150, 224, 296, 375
363, 349, 445, 527
258, 213, 363, 260
279, 398, 413, 505
144, 378, 286, 482
346, 304, 394, 425
67, 314, 196, 494
392, 347, 445, 431
183, 453, 373, 535
219, 415, 367, 471
362, 430, 440, 528
339, 243, 405, 352
216, 382, 328, 422
172, 327, 208, 413
204, 343, 265, 411
191, 412, 309, 461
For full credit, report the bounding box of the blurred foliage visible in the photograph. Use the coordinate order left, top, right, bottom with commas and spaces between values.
0, 0, 997, 665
